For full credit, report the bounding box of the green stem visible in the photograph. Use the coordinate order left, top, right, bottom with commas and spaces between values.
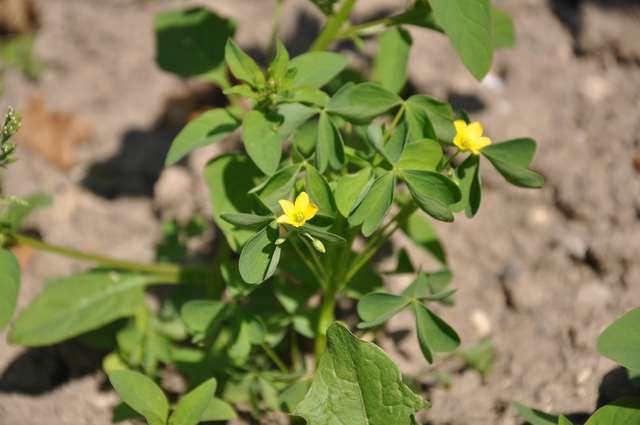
440, 150, 461, 172
310, 0, 358, 51
299, 234, 326, 282
383, 103, 406, 144
12, 233, 181, 277
314, 286, 337, 359
290, 237, 324, 286
261, 342, 288, 373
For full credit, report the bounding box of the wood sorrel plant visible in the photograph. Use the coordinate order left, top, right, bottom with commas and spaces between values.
1, 1, 547, 424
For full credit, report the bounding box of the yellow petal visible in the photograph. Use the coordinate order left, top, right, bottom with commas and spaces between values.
277, 214, 300, 227
476, 136, 492, 150
466, 122, 484, 139
278, 199, 295, 216
453, 134, 466, 151
294, 191, 310, 211
453, 120, 467, 135
303, 203, 319, 221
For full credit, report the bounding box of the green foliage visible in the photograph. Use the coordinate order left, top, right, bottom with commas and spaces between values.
0, 106, 21, 167
584, 398, 640, 425
0, 3, 553, 424
515, 402, 559, 425
597, 308, 640, 371
0, 249, 19, 330
294, 323, 427, 425
0, 34, 44, 81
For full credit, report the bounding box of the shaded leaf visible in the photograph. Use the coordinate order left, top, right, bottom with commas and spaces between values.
225, 39, 264, 88
239, 226, 281, 284
109, 370, 169, 425
413, 302, 460, 363
400, 210, 447, 264
327, 82, 402, 124
373, 27, 412, 94
405, 95, 454, 143
180, 300, 226, 340
597, 308, 640, 371
252, 163, 301, 213
452, 154, 481, 217
305, 163, 336, 217
585, 399, 640, 425
357, 293, 411, 329
315, 111, 345, 172
402, 170, 461, 222
0, 250, 20, 330
349, 172, 395, 236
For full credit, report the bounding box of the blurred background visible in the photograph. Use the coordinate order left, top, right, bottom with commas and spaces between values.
0, 0, 639, 424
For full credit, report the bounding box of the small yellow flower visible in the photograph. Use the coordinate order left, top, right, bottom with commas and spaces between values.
277, 192, 318, 228
453, 120, 492, 155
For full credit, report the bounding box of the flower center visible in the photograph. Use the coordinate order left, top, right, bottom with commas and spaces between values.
294, 211, 305, 224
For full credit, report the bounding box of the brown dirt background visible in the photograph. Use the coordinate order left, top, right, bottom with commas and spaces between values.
1, 0, 639, 424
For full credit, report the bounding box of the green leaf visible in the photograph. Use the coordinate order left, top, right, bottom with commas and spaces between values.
514, 403, 559, 425
280, 380, 311, 412
220, 213, 274, 229
373, 27, 412, 94
429, 0, 494, 80
327, 82, 402, 124
334, 168, 372, 217
294, 323, 427, 425
597, 308, 640, 371
109, 370, 169, 425
252, 163, 301, 212
242, 110, 284, 175
155, 7, 235, 82
293, 118, 318, 157
165, 109, 240, 165
482, 138, 544, 188
200, 397, 237, 421
0, 250, 20, 330
452, 154, 481, 217
0, 193, 52, 232
239, 226, 281, 284
303, 224, 346, 244
349, 172, 395, 236
316, 111, 344, 172
385, 120, 409, 164
305, 163, 336, 217
357, 293, 411, 329
401, 210, 447, 264
402, 170, 461, 222
9, 272, 153, 346
169, 378, 216, 425
585, 398, 640, 425
413, 303, 460, 363
281, 87, 330, 107
165, 108, 239, 165
558, 415, 574, 425
460, 339, 494, 377
405, 95, 455, 143
267, 41, 290, 84
396, 139, 443, 171
228, 310, 267, 364
225, 39, 265, 88
180, 300, 226, 339
492, 7, 515, 49
287, 52, 347, 89
402, 271, 453, 300
203, 153, 263, 251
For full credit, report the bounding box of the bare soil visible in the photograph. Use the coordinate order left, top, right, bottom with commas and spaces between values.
1, 0, 639, 424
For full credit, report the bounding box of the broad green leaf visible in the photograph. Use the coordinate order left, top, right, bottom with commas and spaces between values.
349, 172, 395, 236
252, 163, 301, 212
492, 7, 515, 49
357, 293, 411, 329
9, 272, 153, 346
280, 380, 311, 412
585, 398, 640, 425
429, 0, 494, 80
402, 170, 461, 222
396, 139, 443, 171
220, 213, 274, 229
155, 7, 235, 82
267, 41, 289, 85
200, 397, 237, 421
242, 110, 284, 175
239, 226, 281, 284
0, 193, 52, 232
405, 95, 454, 143
413, 303, 460, 363
373, 27, 412, 94
305, 163, 336, 217
327, 82, 402, 124
288, 52, 347, 89
225, 39, 265, 88
0, 250, 20, 330
294, 323, 427, 425
109, 370, 169, 425
180, 300, 226, 339
165, 108, 239, 165
514, 403, 559, 425
558, 416, 574, 425
482, 138, 544, 188
275, 102, 320, 136
316, 111, 344, 172
169, 378, 216, 425
401, 211, 447, 264
597, 308, 640, 371
203, 153, 263, 251
334, 168, 372, 217
280, 87, 330, 107
293, 118, 318, 157
452, 154, 481, 217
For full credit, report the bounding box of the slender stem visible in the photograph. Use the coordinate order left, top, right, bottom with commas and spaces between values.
440, 150, 461, 172
310, 0, 357, 51
314, 286, 337, 359
299, 235, 326, 282
289, 237, 324, 286
11, 233, 181, 277
290, 327, 302, 372
261, 342, 288, 373
383, 103, 406, 144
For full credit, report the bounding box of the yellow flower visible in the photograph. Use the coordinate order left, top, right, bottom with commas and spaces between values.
453, 120, 492, 155
277, 192, 318, 228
